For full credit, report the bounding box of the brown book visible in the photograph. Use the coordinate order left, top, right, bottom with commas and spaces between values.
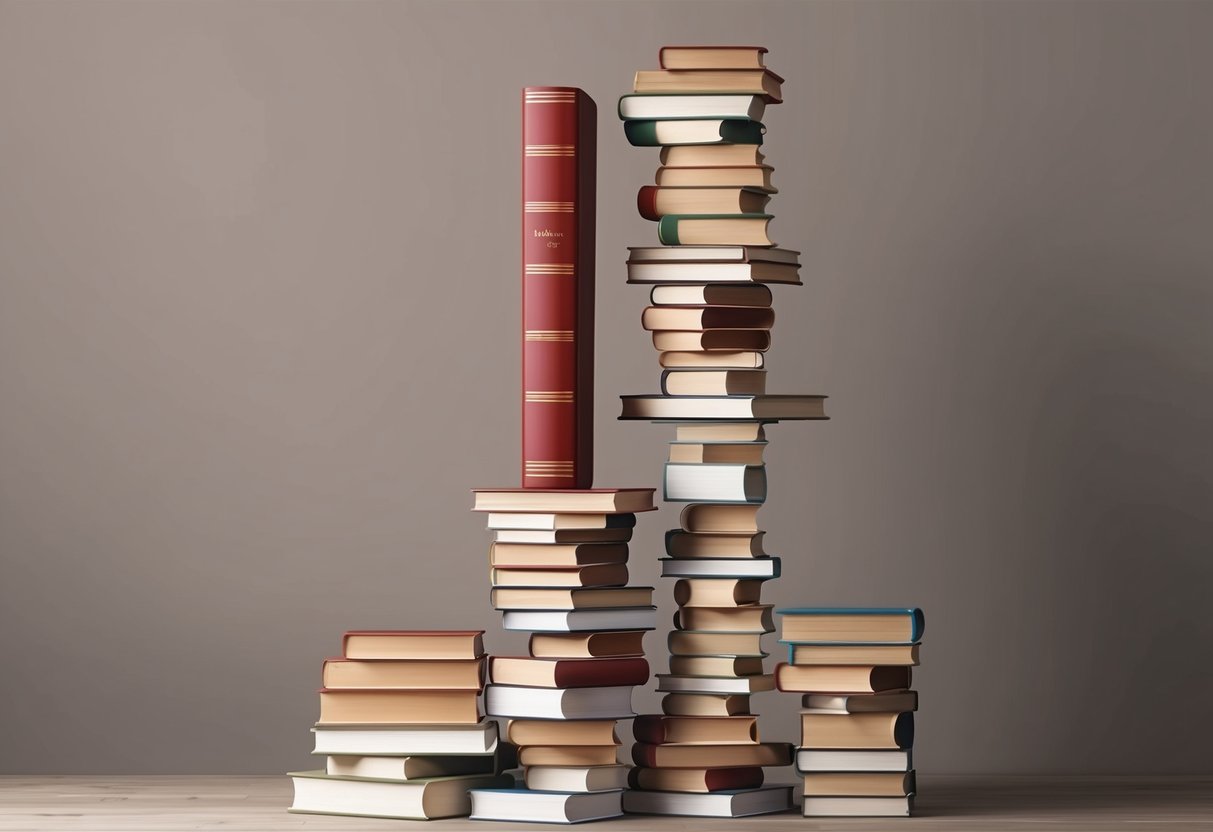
789, 643, 920, 667
492, 586, 654, 611
800, 712, 915, 750
662, 693, 751, 717
667, 531, 766, 558
317, 689, 480, 725
802, 691, 919, 714
633, 742, 793, 769
661, 144, 766, 167
507, 720, 621, 747
674, 605, 774, 633
651, 329, 771, 352
489, 542, 628, 568
492, 527, 633, 544
675, 424, 766, 443
486, 512, 637, 531
667, 441, 766, 463
529, 631, 646, 659
779, 610, 923, 643
629, 766, 764, 793
638, 186, 769, 220
650, 284, 772, 307
775, 664, 911, 694
680, 504, 762, 534
519, 745, 622, 767
634, 69, 784, 103
490, 657, 650, 689
668, 630, 764, 656
342, 631, 484, 661
656, 165, 776, 192
803, 771, 917, 797
471, 488, 656, 514
321, 658, 485, 691
634, 715, 758, 745
673, 579, 763, 608
642, 306, 774, 332
658, 351, 766, 369
669, 655, 766, 678
490, 563, 629, 588
659, 45, 768, 70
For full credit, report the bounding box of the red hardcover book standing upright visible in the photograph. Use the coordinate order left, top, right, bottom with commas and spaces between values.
522, 87, 597, 489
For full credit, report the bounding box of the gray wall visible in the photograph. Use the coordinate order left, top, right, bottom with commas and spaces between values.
2, 0, 1210, 775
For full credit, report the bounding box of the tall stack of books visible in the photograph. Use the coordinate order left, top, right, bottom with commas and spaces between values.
288, 630, 512, 821
467, 488, 658, 824
616, 46, 827, 818
775, 608, 924, 817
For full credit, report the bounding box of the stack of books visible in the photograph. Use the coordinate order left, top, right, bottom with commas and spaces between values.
775, 608, 924, 817
468, 488, 658, 824
616, 45, 827, 819
288, 630, 512, 821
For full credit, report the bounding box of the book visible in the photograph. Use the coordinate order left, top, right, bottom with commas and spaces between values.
310, 721, 498, 756
490, 563, 629, 588
642, 305, 774, 331
669, 655, 766, 677
656, 674, 775, 694
521, 86, 595, 489
802, 795, 914, 817
660, 557, 780, 580
508, 720, 621, 747
519, 746, 622, 767
663, 372, 767, 399
472, 488, 656, 514
673, 578, 764, 607
623, 785, 794, 818
321, 658, 485, 690
342, 630, 484, 661
664, 463, 766, 504
658, 214, 773, 246
786, 643, 921, 666
289, 771, 512, 821
802, 690, 919, 714
491, 586, 654, 611
668, 630, 764, 656
325, 754, 501, 780
625, 395, 827, 421
662, 693, 751, 717
651, 284, 772, 306
493, 527, 633, 544
526, 765, 629, 793
674, 605, 774, 633
633, 742, 793, 768
628, 766, 763, 793
659, 46, 768, 70
634, 715, 758, 745
528, 630, 647, 658
777, 607, 926, 643
625, 119, 764, 147
633, 69, 784, 103
503, 607, 658, 633
638, 186, 769, 220
489, 542, 629, 568
675, 423, 766, 442
627, 257, 799, 286
656, 165, 776, 192
619, 93, 765, 120
470, 788, 623, 824
775, 664, 911, 694
795, 748, 913, 773
317, 689, 481, 725
667, 529, 766, 557
661, 143, 766, 166
485, 685, 635, 720
659, 351, 766, 369
803, 771, 916, 797
486, 512, 637, 531
800, 712, 915, 750
651, 330, 771, 352
489, 656, 650, 689
627, 245, 799, 264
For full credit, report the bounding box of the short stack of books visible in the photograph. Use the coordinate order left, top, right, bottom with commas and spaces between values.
288, 630, 512, 821
775, 608, 924, 817
468, 487, 658, 824
615, 45, 827, 818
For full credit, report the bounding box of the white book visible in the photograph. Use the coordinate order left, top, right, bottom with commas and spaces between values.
325, 755, 496, 780
664, 463, 766, 504
485, 684, 634, 720
524, 765, 629, 793
655, 673, 775, 694
502, 606, 657, 633
803, 795, 914, 817
628, 245, 800, 264
486, 513, 636, 531
623, 395, 827, 421
311, 721, 497, 756
619, 94, 765, 121
470, 788, 623, 824
622, 785, 794, 818
288, 771, 511, 820
660, 557, 780, 579
796, 749, 913, 773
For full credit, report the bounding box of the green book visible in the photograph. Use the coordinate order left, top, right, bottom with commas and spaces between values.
624, 119, 764, 147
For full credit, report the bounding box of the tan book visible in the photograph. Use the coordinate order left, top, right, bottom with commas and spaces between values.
489, 542, 628, 568
668, 630, 764, 656
775, 664, 911, 694
657, 165, 776, 192
493, 527, 632, 544
489, 656, 649, 689
667, 530, 765, 557
668, 441, 766, 463
779, 610, 922, 643
680, 504, 761, 534
629, 766, 763, 793
486, 512, 637, 531
650, 284, 772, 307
673, 579, 763, 608
634, 741, 792, 768
471, 488, 656, 514
640, 186, 770, 218
628, 259, 800, 285
519, 746, 622, 767
802, 691, 919, 714
643, 306, 774, 332
803, 771, 916, 798
669, 655, 766, 677
657, 673, 775, 695
674, 605, 774, 633
634, 69, 784, 103
321, 658, 485, 690
325, 754, 501, 781
659, 45, 768, 70
529, 631, 647, 659
507, 720, 621, 747
658, 351, 766, 369
661, 144, 766, 167
490, 563, 629, 588
651, 329, 771, 352
492, 586, 654, 611
800, 712, 915, 750
675, 424, 766, 443
342, 631, 484, 661
317, 689, 480, 725
662, 693, 751, 717
789, 643, 920, 667
634, 715, 759, 745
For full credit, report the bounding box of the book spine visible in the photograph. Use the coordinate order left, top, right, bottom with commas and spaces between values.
522, 87, 596, 489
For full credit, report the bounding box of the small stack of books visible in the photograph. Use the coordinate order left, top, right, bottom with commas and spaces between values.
468, 488, 658, 824
288, 630, 512, 821
775, 608, 924, 817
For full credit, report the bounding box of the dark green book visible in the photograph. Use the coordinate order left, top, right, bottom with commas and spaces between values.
657, 214, 773, 246
624, 119, 764, 147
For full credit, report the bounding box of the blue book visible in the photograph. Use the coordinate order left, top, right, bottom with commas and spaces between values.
776, 608, 925, 644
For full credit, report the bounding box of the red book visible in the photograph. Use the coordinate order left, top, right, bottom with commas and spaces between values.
522, 87, 596, 489
490, 656, 650, 689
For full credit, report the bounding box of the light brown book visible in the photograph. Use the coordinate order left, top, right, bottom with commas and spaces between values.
662, 693, 751, 717
634, 741, 792, 768
651, 284, 772, 307
656, 673, 775, 695
526, 765, 629, 793
780, 610, 922, 643
674, 605, 774, 633
651, 330, 771, 352
659, 45, 767, 70
803, 691, 919, 714
800, 712, 915, 750
325, 754, 502, 780
673, 579, 763, 608
629, 766, 763, 793
668, 630, 764, 656
642, 306, 775, 332
680, 504, 761, 534
486, 512, 637, 531
634, 69, 784, 103
317, 689, 480, 725
676, 424, 766, 443
634, 715, 758, 745
776, 664, 911, 694
489, 656, 649, 689
658, 351, 766, 369
661, 144, 766, 167
529, 631, 647, 659
667, 530, 765, 557
491, 586, 654, 611
490, 563, 629, 588
640, 186, 770, 218
342, 631, 484, 661
669, 655, 766, 677
668, 441, 766, 464
489, 542, 628, 568
803, 771, 916, 797
493, 527, 633, 544
507, 720, 621, 747
321, 658, 485, 691
519, 746, 622, 767
662, 372, 767, 398
657, 165, 776, 192
789, 643, 920, 667
471, 488, 656, 514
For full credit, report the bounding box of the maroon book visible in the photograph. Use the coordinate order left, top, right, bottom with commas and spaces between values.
490, 656, 650, 688
522, 87, 596, 489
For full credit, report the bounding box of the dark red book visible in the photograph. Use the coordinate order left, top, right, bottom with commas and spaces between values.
489, 656, 650, 688
628, 766, 764, 793
522, 87, 596, 489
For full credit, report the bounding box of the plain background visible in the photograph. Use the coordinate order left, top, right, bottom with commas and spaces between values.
1, 0, 1211, 775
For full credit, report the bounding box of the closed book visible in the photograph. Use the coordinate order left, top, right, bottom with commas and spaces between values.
522, 87, 595, 489
661, 557, 780, 580
623, 785, 794, 818
659, 351, 766, 369
633, 742, 792, 769
486, 512, 637, 531
490, 542, 629, 568
664, 463, 766, 504
627, 245, 799, 264
470, 788, 623, 824
775, 663, 911, 694
629, 766, 763, 794
490, 563, 629, 588
507, 720, 621, 747
528, 630, 646, 658
503, 607, 658, 633
652, 330, 771, 352
786, 643, 920, 666
492, 527, 632, 544
668, 655, 766, 678
633, 68, 784, 103
661, 144, 766, 166
796, 749, 913, 773
317, 690, 481, 726
634, 715, 758, 745
310, 721, 498, 756
619, 93, 765, 120
491, 586, 653, 611
485, 684, 634, 720
668, 630, 765, 656
629, 260, 799, 285
663, 373, 767, 399
626, 395, 827, 421
489, 656, 650, 689
471, 488, 656, 514
673, 579, 763, 608
803, 771, 917, 797
800, 712, 915, 750
289, 771, 512, 821
638, 186, 769, 220
776, 607, 925, 644
659, 46, 768, 70
803, 691, 919, 714
526, 765, 629, 793
662, 693, 751, 717
658, 214, 772, 246
656, 673, 774, 695
519, 745, 622, 767
625, 119, 764, 147
342, 631, 484, 661
674, 605, 774, 634
666, 529, 765, 557
325, 754, 500, 781
802, 795, 914, 817
642, 305, 774, 331
651, 284, 772, 307
680, 502, 761, 532
321, 658, 485, 690
657, 165, 776, 192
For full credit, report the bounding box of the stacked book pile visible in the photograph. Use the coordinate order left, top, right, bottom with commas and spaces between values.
616, 45, 827, 819
775, 608, 924, 817
288, 630, 511, 821
468, 488, 658, 824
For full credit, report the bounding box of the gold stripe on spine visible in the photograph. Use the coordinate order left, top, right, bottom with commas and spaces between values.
525, 263, 575, 275
524, 330, 575, 342
524, 202, 575, 213
525, 391, 575, 403
525, 460, 576, 477
524, 144, 576, 157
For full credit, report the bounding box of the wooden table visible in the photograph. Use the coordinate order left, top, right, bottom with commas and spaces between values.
1, 776, 1210, 831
